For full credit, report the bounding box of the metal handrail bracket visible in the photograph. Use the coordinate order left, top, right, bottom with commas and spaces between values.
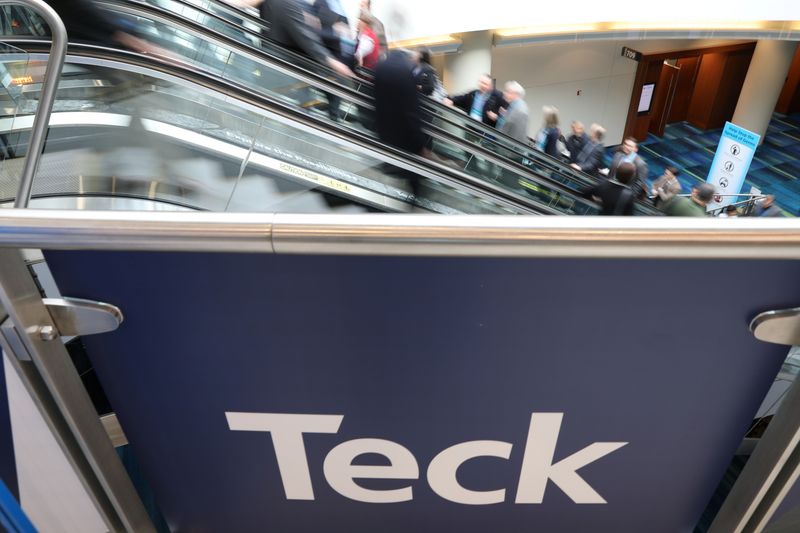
0, 0, 68, 208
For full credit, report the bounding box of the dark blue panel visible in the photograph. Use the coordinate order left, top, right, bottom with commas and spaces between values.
0, 355, 17, 500
44, 252, 800, 533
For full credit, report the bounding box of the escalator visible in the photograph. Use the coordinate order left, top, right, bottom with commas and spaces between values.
2, 1, 654, 215
0, 42, 570, 214
102, 0, 661, 215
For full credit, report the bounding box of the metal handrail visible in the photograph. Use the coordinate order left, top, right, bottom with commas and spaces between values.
0, 210, 799, 258
0, 0, 67, 208
707, 195, 767, 217
668, 193, 767, 216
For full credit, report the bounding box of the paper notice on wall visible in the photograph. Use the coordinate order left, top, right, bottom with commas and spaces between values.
706, 122, 760, 211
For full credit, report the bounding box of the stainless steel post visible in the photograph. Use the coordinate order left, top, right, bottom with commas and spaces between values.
0, 0, 68, 208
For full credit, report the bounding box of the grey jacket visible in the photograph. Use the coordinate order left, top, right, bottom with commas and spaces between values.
498, 100, 530, 145
266, 0, 331, 65
573, 140, 605, 179
610, 151, 648, 199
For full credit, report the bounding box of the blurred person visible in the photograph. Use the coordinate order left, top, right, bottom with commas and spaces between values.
359, 0, 387, 59
497, 81, 529, 144
650, 166, 682, 208
536, 106, 561, 158
665, 183, 714, 217
753, 194, 785, 217
223, 0, 354, 79
566, 121, 588, 164
45, 0, 165, 55
312, 0, 350, 63
443, 74, 506, 128
610, 137, 648, 200
354, 12, 380, 71
311, 0, 351, 120
374, 50, 427, 199
718, 204, 739, 218
570, 123, 606, 178
413, 48, 438, 97
582, 161, 636, 216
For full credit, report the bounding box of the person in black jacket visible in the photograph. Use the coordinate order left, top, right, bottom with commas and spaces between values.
583, 161, 636, 216
45, 0, 161, 53
312, 0, 349, 61
443, 74, 506, 128
413, 49, 438, 97
311, 0, 351, 119
570, 123, 606, 179
374, 50, 429, 199
223, 0, 353, 78
375, 50, 426, 155
566, 121, 588, 164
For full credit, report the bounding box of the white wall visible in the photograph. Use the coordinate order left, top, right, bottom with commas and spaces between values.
490, 39, 743, 145
4, 353, 107, 533
442, 31, 493, 95
354, 0, 800, 41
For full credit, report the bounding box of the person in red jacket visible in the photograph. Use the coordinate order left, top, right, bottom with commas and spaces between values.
355, 13, 380, 71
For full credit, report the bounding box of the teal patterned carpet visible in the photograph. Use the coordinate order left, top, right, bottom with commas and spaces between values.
610, 113, 800, 215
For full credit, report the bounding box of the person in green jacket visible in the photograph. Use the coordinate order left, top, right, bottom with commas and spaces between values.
665, 183, 714, 217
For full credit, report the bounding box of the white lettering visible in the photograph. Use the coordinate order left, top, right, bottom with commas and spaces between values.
515, 413, 627, 504
225, 412, 629, 505
427, 440, 513, 505
225, 412, 343, 500
323, 439, 419, 503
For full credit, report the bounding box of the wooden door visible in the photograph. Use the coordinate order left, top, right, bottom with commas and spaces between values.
649, 63, 681, 137
667, 56, 700, 123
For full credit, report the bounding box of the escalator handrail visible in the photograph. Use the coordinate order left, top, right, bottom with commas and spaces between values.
7, 40, 565, 215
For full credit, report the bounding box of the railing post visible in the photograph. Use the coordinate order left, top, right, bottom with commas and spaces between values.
0, 0, 68, 208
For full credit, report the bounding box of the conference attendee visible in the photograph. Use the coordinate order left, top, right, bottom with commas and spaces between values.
312, 0, 349, 60
443, 74, 507, 128
224, 0, 354, 79
359, 0, 387, 58
413, 49, 440, 98
566, 121, 588, 164
752, 194, 785, 217
311, 0, 351, 119
665, 183, 714, 217
609, 137, 648, 199
570, 123, 606, 178
374, 50, 427, 198
354, 12, 380, 70
46, 0, 164, 54
497, 81, 529, 144
536, 105, 561, 158
582, 162, 636, 216
650, 166, 682, 209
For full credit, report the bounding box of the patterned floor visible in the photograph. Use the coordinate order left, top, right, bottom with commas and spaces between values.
615, 113, 800, 215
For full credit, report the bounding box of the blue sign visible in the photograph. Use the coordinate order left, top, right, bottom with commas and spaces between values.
43, 251, 799, 532
707, 122, 761, 210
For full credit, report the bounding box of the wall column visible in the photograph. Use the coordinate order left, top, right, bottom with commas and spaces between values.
443, 30, 493, 95
732, 40, 799, 144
